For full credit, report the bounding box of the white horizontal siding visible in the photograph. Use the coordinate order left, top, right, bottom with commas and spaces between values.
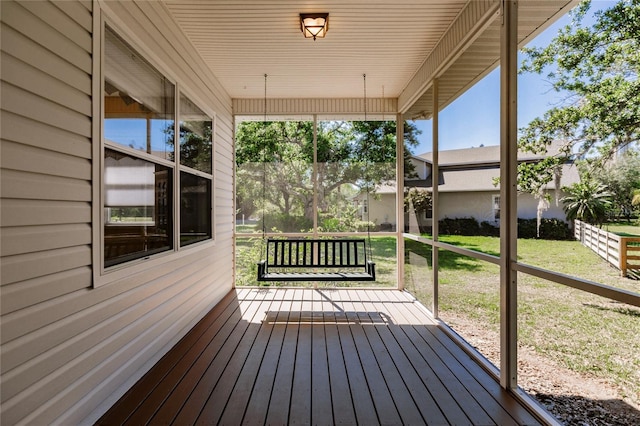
1, 0, 92, 73
0, 169, 91, 201
1, 111, 92, 159
1, 0, 234, 425
1, 267, 92, 315
1, 245, 92, 287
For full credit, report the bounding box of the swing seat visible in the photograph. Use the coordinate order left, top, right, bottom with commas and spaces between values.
257, 238, 376, 282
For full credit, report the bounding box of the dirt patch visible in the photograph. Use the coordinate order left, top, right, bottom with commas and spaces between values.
443, 313, 640, 425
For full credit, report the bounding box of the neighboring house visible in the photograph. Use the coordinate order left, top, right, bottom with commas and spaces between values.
359, 144, 580, 231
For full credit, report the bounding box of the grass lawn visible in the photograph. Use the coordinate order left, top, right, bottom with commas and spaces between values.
404, 235, 640, 406
603, 221, 640, 236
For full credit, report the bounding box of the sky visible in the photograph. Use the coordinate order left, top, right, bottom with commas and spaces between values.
411, 0, 617, 155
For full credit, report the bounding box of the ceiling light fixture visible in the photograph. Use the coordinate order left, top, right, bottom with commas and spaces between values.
300, 13, 329, 40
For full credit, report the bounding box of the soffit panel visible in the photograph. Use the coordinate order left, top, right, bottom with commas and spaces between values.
162, 0, 575, 116
162, 0, 467, 100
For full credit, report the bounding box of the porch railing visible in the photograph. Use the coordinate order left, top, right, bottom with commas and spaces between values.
574, 219, 640, 278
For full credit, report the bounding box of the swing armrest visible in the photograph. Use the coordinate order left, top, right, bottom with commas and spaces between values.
366, 261, 376, 281
257, 260, 267, 278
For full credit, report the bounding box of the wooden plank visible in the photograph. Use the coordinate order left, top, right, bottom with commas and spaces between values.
288, 289, 313, 424
310, 289, 333, 425
147, 289, 268, 424
91, 289, 549, 425
241, 290, 294, 425
419, 325, 534, 425
367, 291, 450, 424
354, 293, 428, 424
217, 292, 287, 424
264, 288, 302, 425
319, 290, 357, 425
343, 290, 402, 424
106, 290, 245, 425
373, 290, 493, 425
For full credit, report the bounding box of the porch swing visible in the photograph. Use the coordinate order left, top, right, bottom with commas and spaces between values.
256, 74, 376, 282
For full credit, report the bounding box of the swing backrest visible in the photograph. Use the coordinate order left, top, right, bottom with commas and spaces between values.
264, 238, 369, 269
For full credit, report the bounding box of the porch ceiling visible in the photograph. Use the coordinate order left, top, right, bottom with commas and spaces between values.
162, 0, 574, 117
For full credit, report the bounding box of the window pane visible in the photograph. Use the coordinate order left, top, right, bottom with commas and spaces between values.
104, 27, 175, 160
180, 172, 212, 246
180, 94, 212, 174
104, 149, 173, 267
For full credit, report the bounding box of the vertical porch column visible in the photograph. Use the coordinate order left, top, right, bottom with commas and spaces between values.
313, 114, 318, 238
500, 0, 518, 390
432, 80, 440, 318
396, 113, 405, 290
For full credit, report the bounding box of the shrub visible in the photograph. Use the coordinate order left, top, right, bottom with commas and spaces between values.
439, 217, 480, 235
480, 221, 500, 237
518, 218, 538, 239
539, 218, 572, 240
437, 217, 571, 240
518, 218, 572, 240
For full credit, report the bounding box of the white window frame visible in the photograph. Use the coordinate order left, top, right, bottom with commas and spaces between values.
492, 194, 501, 221
92, 10, 216, 287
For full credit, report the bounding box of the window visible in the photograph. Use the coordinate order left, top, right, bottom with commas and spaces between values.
179, 94, 213, 246
103, 25, 213, 269
492, 194, 501, 220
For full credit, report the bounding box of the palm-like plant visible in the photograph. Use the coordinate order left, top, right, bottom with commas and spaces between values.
561, 180, 612, 225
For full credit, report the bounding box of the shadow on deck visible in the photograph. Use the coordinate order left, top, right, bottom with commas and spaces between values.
98, 288, 543, 425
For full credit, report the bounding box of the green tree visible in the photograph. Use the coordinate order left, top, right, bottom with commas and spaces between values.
404, 188, 432, 215
561, 179, 612, 225
235, 120, 420, 228
518, 0, 640, 195
592, 153, 640, 221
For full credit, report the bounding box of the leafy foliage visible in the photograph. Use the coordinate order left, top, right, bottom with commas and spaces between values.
561, 179, 612, 225
518, 0, 640, 193
235, 120, 420, 227
591, 152, 640, 220
404, 188, 432, 213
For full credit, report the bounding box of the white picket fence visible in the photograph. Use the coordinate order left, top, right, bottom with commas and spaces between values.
574, 220, 640, 278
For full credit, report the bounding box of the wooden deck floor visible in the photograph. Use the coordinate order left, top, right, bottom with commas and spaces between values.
99, 288, 542, 425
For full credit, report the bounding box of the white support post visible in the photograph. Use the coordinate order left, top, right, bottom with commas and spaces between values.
397, 113, 405, 291
313, 114, 318, 238
432, 80, 440, 318
500, 0, 518, 390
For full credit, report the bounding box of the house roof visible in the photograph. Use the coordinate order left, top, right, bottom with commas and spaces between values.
162, 0, 575, 119
434, 162, 580, 192
417, 140, 568, 166
412, 142, 579, 192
